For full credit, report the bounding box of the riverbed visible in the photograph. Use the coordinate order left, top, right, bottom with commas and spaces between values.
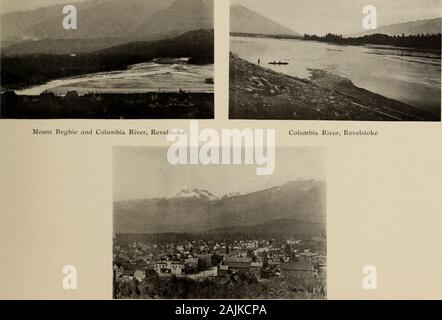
15, 61, 214, 96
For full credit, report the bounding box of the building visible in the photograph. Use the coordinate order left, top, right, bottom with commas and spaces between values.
218, 264, 229, 277
198, 254, 213, 270
154, 262, 170, 275
281, 261, 317, 280
170, 262, 185, 275
154, 261, 185, 276
249, 262, 263, 279
225, 257, 252, 275
184, 257, 198, 273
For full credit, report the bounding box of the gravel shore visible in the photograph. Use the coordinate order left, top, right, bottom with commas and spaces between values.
229, 54, 438, 121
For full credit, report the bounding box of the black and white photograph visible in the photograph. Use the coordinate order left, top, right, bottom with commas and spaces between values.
113, 147, 327, 299
0, 0, 214, 119
230, 0, 441, 121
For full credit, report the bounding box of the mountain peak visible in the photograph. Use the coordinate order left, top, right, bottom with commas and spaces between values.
222, 192, 241, 199
230, 4, 300, 36
175, 188, 218, 200
114, 179, 325, 234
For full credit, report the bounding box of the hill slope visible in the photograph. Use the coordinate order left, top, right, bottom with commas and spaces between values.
1, 0, 213, 48
230, 4, 299, 36
0, 29, 214, 90
209, 218, 324, 236
1, 0, 176, 41
99, 29, 214, 63
355, 18, 442, 36
135, 0, 214, 39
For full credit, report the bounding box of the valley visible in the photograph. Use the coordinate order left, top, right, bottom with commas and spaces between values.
0, 0, 215, 119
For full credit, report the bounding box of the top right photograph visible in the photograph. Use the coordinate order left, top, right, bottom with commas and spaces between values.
229, 0, 441, 121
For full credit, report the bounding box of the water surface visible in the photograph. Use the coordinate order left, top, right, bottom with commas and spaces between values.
231, 36, 441, 116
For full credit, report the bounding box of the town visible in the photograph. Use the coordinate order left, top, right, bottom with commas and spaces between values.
113, 234, 326, 299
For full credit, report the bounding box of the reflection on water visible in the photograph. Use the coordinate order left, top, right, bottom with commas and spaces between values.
15, 61, 214, 96
231, 36, 441, 115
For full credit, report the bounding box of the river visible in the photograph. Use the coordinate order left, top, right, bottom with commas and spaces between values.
15, 60, 214, 96
231, 36, 441, 116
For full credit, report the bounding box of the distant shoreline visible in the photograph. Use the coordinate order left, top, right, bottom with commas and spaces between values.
230, 32, 303, 40
231, 33, 442, 52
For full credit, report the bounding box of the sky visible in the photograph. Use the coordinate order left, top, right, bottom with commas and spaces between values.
233, 0, 442, 35
1, 0, 84, 13
3, 0, 440, 34
113, 147, 325, 201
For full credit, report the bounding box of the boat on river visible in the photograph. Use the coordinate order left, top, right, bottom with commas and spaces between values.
269, 61, 289, 65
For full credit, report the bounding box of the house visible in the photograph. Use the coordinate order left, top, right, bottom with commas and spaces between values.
281, 261, 317, 280
184, 257, 198, 273
248, 262, 263, 279
170, 262, 185, 275
154, 261, 185, 276
154, 262, 171, 275
218, 265, 229, 277
225, 257, 252, 274
245, 241, 259, 249
198, 254, 213, 270
298, 252, 318, 261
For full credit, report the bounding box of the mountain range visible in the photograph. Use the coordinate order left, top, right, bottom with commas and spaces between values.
98, 29, 214, 62
1, 0, 214, 53
353, 17, 442, 37
1, 29, 214, 90
114, 180, 326, 236
230, 5, 440, 38
230, 4, 300, 37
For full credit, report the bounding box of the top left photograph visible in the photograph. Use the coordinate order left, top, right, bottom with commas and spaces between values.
0, 0, 214, 119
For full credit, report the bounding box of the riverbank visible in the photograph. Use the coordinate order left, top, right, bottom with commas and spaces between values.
229, 54, 439, 121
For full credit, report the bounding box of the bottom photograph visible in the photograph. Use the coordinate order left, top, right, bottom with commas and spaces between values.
112, 147, 327, 299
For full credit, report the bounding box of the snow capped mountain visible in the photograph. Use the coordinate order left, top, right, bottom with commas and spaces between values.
222, 192, 241, 199
115, 180, 326, 234
175, 188, 218, 200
